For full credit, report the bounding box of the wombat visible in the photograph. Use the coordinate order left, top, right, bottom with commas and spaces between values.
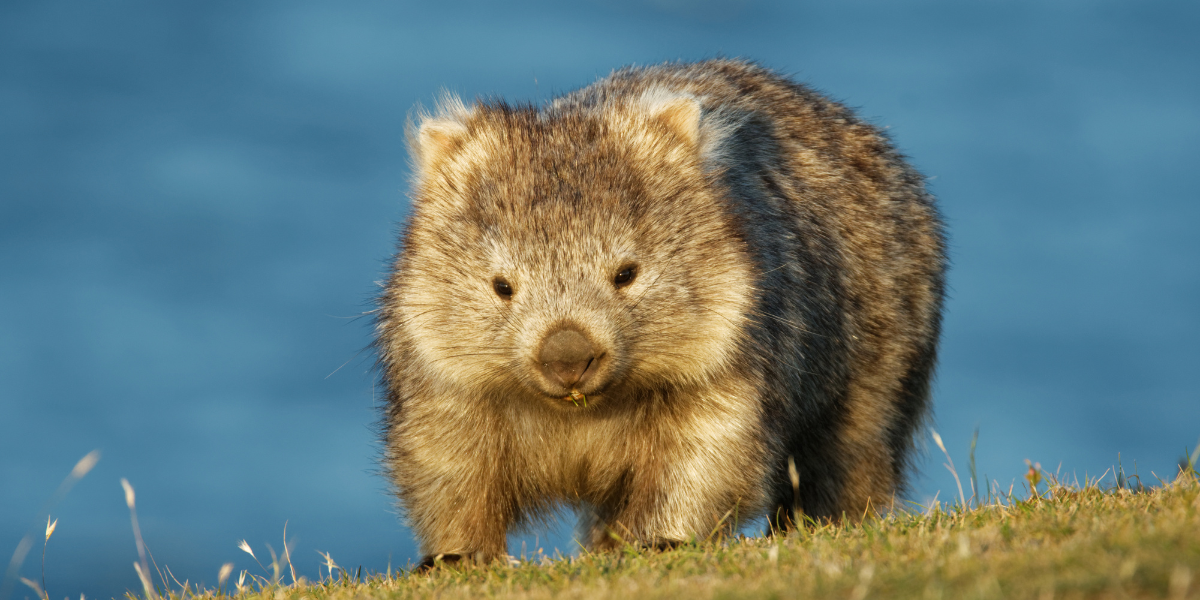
376, 59, 945, 566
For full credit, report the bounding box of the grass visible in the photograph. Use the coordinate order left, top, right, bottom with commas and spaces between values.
156, 468, 1199, 600
7, 449, 1200, 600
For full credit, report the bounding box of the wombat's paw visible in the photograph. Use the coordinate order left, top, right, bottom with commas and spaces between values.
593, 531, 683, 553
415, 550, 503, 572
415, 553, 464, 572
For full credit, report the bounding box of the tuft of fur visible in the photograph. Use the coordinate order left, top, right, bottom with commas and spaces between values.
376, 59, 946, 564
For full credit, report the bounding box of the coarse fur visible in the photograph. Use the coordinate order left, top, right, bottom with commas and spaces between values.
376, 59, 946, 565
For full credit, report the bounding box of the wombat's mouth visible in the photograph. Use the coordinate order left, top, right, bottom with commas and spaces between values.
562, 390, 588, 407
531, 372, 614, 408
537, 377, 609, 405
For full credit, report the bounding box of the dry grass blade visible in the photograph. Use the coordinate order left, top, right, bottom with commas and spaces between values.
1, 450, 100, 600
132, 561, 155, 600
931, 430, 966, 507
282, 521, 297, 585
70, 451, 101, 479
18, 576, 46, 600
236, 540, 255, 561
236, 539, 271, 582
787, 455, 802, 528
317, 551, 341, 581
120, 479, 157, 600
703, 508, 735, 543
40, 517, 56, 600
217, 563, 234, 589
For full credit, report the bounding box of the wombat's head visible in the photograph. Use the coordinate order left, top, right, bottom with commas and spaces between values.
383, 90, 754, 409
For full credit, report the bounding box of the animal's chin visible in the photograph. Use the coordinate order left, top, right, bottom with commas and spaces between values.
525, 369, 605, 398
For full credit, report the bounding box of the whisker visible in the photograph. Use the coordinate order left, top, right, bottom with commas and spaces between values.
440, 352, 513, 360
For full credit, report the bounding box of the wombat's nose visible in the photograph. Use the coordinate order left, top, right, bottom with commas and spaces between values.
538, 328, 598, 389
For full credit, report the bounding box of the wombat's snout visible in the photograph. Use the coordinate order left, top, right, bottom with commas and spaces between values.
537, 327, 603, 390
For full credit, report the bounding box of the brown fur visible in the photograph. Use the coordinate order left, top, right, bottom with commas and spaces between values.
376, 59, 946, 564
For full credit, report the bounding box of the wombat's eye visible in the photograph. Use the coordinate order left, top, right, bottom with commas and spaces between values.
493, 277, 513, 298
613, 265, 637, 287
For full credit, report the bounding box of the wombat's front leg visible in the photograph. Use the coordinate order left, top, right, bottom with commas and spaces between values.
583, 394, 766, 551
582, 468, 747, 552
392, 410, 514, 568
404, 466, 512, 568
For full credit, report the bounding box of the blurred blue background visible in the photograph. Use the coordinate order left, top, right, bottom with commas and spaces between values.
2, 1, 1197, 598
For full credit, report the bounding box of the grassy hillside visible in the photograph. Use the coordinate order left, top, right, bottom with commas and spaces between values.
163, 471, 1199, 600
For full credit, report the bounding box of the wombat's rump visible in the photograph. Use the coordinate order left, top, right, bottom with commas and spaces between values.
376, 59, 945, 565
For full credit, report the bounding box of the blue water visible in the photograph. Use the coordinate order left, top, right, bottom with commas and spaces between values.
2, 1, 1197, 598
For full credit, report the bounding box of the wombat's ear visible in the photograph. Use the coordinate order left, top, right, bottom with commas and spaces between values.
640, 90, 702, 147
408, 94, 473, 175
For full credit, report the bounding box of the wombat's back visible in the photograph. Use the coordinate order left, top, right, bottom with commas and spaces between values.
378, 59, 944, 563
554, 60, 945, 519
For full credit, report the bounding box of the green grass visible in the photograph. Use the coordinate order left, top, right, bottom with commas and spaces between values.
8, 452, 1199, 600
177, 471, 1199, 600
